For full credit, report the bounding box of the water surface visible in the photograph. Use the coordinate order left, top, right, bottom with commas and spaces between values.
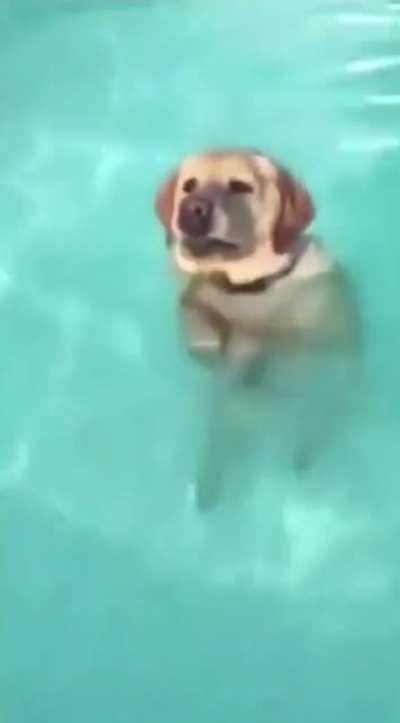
1, 1, 400, 721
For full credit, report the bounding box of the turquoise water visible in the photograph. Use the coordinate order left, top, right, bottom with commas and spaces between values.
1, 0, 400, 720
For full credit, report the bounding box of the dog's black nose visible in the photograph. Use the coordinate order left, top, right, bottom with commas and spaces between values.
178, 195, 213, 237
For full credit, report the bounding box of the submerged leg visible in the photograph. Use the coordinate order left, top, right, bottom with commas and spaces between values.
292, 354, 360, 476
195, 373, 231, 511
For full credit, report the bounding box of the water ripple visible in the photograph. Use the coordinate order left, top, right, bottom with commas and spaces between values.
366, 94, 400, 105
339, 137, 400, 152
335, 12, 400, 25
345, 55, 400, 74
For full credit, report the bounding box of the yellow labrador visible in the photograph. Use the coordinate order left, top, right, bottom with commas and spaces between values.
155, 148, 360, 368
154, 149, 362, 506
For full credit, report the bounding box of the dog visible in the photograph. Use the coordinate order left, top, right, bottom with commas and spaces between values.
154, 149, 362, 505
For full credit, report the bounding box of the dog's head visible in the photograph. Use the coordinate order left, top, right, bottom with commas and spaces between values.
155, 149, 315, 282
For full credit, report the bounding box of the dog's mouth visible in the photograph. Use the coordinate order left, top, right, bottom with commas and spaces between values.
183, 236, 239, 258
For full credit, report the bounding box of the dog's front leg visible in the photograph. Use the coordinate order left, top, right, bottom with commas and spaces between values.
180, 287, 233, 509
225, 331, 267, 387
180, 288, 230, 364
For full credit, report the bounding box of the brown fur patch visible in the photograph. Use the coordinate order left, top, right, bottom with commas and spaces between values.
274, 166, 315, 253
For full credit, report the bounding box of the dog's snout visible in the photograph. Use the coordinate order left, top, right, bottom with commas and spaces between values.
178, 195, 213, 236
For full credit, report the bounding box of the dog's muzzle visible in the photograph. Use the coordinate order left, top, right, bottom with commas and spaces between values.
178, 194, 238, 257
178, 195, 213, 238
183, 236, 237, 258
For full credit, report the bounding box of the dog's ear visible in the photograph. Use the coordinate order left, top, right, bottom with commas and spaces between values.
154, 172, 178, 233
274, 166, 315, 254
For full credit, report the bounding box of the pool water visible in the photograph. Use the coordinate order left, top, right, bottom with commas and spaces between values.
1, 0, 400, 721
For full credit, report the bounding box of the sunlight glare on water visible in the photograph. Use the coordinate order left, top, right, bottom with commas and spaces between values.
1, 1, 400, 721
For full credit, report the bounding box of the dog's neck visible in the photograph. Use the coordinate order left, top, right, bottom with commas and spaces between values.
208, 257, 298, 294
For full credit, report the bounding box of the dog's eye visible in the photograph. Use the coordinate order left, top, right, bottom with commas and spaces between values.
229, 179, 254, 194
182, 178, 197, 193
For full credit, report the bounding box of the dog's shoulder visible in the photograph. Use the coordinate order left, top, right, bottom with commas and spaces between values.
290, 234, 335, 280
